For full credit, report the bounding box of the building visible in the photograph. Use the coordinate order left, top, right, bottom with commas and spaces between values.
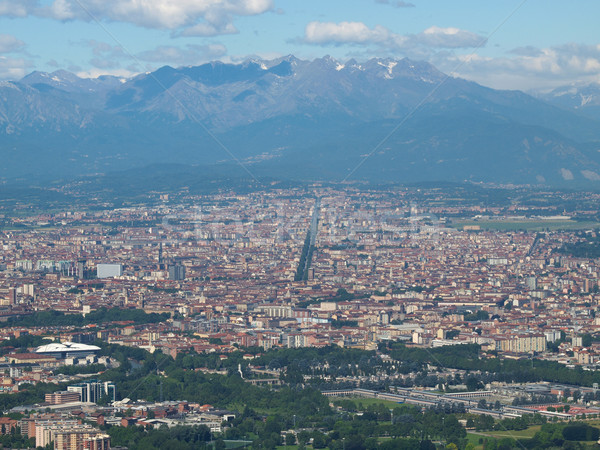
67, 380, 116, 404
35, 419, 80, 447
5, 353, 58, 367
36, 420, 109, 450
495, 334, 546, 353
35, 342, 101, 359
0, 417, 18, 434
45, 391, 81, 405
168, 264, 186, 281
53, 427, 110, 450
96, 263, 123, 279
0, 288, 17, 306
255, 305, 293, 318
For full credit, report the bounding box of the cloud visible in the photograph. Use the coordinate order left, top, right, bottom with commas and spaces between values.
508, 46, 543, 57
137, 44, 227, 65
301, 21, 600, 91
83, 39, 228, 72
560, 168, 574, 181
81, 40, 136, 71
178, 22, 238, 37
0, 0, 38, 17
0, 34, 25, 54
0, 0, 273, 36
0, 56, 32, 80
581, 170, 600, 181
435, 43, 600, 91
417, 26, 484, 49
302, 21, 484, 52
304, 21, 396, 46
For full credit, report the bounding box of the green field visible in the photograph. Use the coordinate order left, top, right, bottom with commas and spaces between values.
452, 220, 600, 232
466, 425, 543, 449
470, 425, 542, 439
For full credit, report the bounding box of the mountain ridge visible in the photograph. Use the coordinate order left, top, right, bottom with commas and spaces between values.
2, 55, 600, 186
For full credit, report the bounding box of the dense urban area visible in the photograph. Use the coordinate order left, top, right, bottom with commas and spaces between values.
1, 183, 600, 449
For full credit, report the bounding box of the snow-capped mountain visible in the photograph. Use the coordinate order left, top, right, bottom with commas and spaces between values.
2, 56, 600, 185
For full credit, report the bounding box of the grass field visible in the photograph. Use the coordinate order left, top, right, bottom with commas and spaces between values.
472, 425, 542, 439
451, 220, 600, 232
466, 425, 543, 450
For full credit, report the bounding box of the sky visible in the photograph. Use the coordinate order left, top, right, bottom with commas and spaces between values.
1, 0, 600, 91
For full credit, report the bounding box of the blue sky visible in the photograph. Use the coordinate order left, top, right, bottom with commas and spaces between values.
1, 0, 599, 91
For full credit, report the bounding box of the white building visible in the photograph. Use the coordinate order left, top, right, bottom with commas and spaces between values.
97, 264, 123, 278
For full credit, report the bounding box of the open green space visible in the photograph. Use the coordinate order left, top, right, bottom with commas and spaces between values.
465, 433, 484, 450
469, 424, 542, 439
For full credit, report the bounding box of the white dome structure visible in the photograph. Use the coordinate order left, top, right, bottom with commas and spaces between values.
35, 342, 101, 359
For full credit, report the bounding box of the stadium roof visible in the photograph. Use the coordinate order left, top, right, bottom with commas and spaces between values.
35, 342, 101, 353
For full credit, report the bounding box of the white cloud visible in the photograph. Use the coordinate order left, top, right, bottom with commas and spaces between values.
581, 170, 600, 181
137, 44, 227, 64
0, 34, 25, 54
435, 43, 600, 91
179, 22, 238, 37
1, 0, 273, 36
302, 21, 484, 52
0, 0, 38, 17
304, 21, 396, 45
302, 21, 600, 91
84, 40, 128, 70
560, 168, 574, 181
0, 56, 32, 79
83, 39, 228, 72
418, 26, 484, 49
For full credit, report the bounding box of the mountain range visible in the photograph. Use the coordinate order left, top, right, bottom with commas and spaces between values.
2, 55, 600, 186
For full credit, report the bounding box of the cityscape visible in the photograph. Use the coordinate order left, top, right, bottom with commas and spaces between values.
3, 0, 600, 449
0, 185, 599, 448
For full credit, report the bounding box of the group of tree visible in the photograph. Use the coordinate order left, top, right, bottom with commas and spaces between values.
380, 341, 600, 388
107, 424, 213, 450
0, 307, 169, 329
10, 338, 600, 449
294, 229, 314, 281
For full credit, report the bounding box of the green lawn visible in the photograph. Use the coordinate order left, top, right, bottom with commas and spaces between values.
466, 433, 485, 450
466, 425, 543, 450
465, 426, 543, 450
475, 425, 542, 439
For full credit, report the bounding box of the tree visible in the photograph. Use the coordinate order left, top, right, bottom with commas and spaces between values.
581, 334, 593, 348
312, 431, 329, 449
285, 433, 296, 446
466, 377, 483, 391
297, 431, 311, 445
